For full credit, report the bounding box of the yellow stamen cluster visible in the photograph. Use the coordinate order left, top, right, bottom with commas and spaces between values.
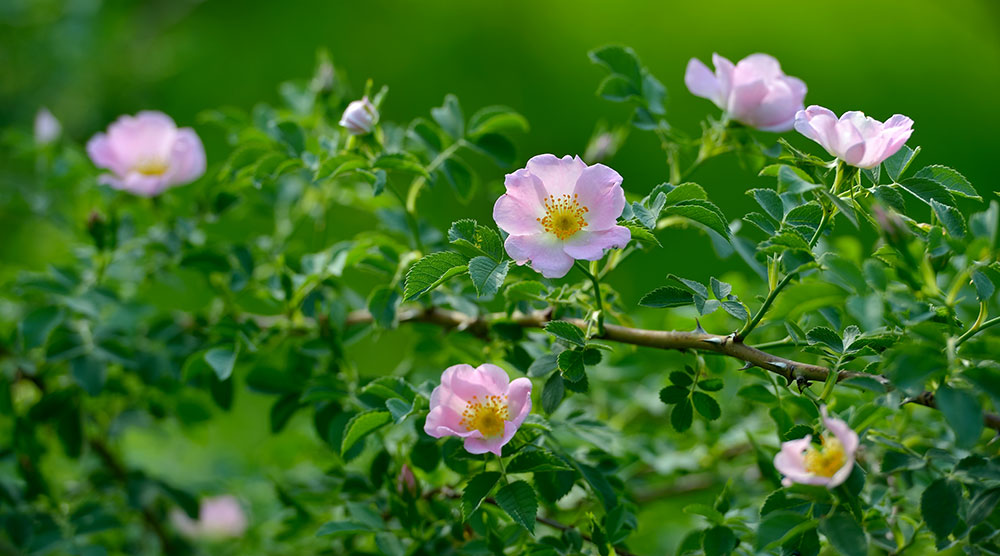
803, 436, 846, 477
460, 394, 510, 438
537, 193, 589, 240
134, 159, 169, 176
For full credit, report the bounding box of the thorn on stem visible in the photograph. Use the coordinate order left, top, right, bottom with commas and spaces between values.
693, 319, 706, 334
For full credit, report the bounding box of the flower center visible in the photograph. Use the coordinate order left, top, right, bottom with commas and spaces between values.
133, 159, 169, 176
537, 193, 588, 240
460, 394, 509, 438
803, 436, 846, 478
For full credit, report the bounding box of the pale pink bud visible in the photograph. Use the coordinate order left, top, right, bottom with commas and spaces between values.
34, 107, 62, 145
773, 407, 859, 488
170, 495, 248, 540
424, 364, 532, 457
493, 154, 630, 279
685, 53, 806, 132
86, 111, 205, 197
794, 106, 914, 169
397, 463, 416, 495
339, 96, 378, 135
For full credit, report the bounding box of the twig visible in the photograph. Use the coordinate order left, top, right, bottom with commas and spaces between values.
345, 306, 1000, 432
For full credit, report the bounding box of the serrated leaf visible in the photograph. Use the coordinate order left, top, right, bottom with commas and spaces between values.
721, 301, 749, 322
639, 286, 694, 308
936, 386, 983, 449
596, 74, 641, 102
671, 398, 693, 432
898, 177, 957, 207
340, 410, 392, 456
448, 219, 503, 261
971, 269, 996, 302
545, 321, 586, 347
462, 471, 501, 519
692, 391, 721, 421
709, 277, 732, 299
403, 252, 469, 300
930, 199, 967, 238
507, 449, 572, 473
883, 144, 919, 182
748, 188, 784, 221
589, 45, 643, 84
818, 513, 866, 556
495, 481, 537, 533
662, 182, 708, 205
542, 373, 565, 414
431, 94, 463, 139
806, 326, 843, 354
527, 354, 559, 377
664, 199, 731, 239
968, 487, 1000, 526
468, 256, 509, 298
668, 274, 709, 298
921, 478, 961, 539
778, 165, 820, 194
914, 165, 979, 200
872, 185, 906, 212
819, 188, 858, 228
558, 349, 586, 382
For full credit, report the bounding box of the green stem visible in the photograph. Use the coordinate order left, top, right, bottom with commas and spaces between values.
387, 179, 425, 252
738, 271, 798, 340
575, 261, 606, 335
955, 308, 998, 347
944, 267, 972, 306
496, 453, 509, 485
405, 140, 465, 213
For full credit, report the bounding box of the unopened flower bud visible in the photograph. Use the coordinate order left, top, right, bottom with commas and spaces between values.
34, 107, 62, 145
397, 463, 416, 495
339, 97, 378, 135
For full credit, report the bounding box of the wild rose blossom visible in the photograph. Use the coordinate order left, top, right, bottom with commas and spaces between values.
339, 96, 378, 135
424, 364, 532, 456
493, 154, 630, 279
87, 111, 206, 197
169, 495, 248, 540
34, 107, 61, 145
685, 53, 806, 132
773, 407, 859, 488
793, 106, 914, 169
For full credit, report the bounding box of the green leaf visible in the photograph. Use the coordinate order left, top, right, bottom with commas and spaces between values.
468, 256, 509, 298
623, 221, 661, 246
20, 306, 63, 350
662, 183, 708, 205
596, 75, 641, 102
316, 520, 372, 537
899, 177, 957, 207
721, 301, 749, 322
367, 286, 400, 329
527, 354, 559, 377
639, 286, 694, 308
495, 481, 537, 533
738, 384, 777, 404
935, 386, 983, 448
930, 199, 967, 238
965, 367, 1000, 408
385, 398, 413, 423
372, 152, 430, 178
659, 386, 687, 405
914, 165, 979, 200
403, 251, 469, 300
664, 199, 731, 239
818, 513, 866, 556
698, 378, 724, 392
545, 321, 586, 347
71, 356, 106, 396
684, 503, 724, 524
921, 478, 961, 539
558, 349, 586, 382
971, 269, 996, 302
467, 106, 529, 137
470, 133, 516, 167
204, 345, 238, 381
671, 398, 693, 432
968, 487, 1000, 526
507, 449, 572, 473
448, 219, 503, 261
270, 393, 301, 433
819, 188, 858, 227
703, 525, 738, 556
340, 410, 392, 456
748, 188, 784, 221
668, 274, 709, 298
589, 45, 643, 84
709, 277, 732, 299
462, 471, 501, 519
873, 185, 906, 211
541, 373, 565, 414
756, 511, 813, 551
883, 144, 919, 182
441, 157, 475, 203
692, 392, 721, 421
431, 94, 464, 139
806, 326, 843, 354
777, 165, 821, 194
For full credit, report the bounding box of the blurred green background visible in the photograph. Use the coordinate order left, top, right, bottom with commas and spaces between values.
3, 1, 999, 553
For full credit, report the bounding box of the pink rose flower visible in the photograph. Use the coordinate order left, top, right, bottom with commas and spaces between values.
339, 96, 378, 135
493, 154, 630, 279
685, 53, 806, 132
87, 111, 206, 197
424, 364, 532, 457
793, 106, 914, 169
773, 407, 859, 488
169, 495, 248, 540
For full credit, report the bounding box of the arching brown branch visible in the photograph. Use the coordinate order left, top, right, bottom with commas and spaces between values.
346, 306, 1000, 433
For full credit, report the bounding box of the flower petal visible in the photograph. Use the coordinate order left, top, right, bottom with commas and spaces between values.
463, 421, 517, 457
493, 193, 543, 235
507, 377, 532, 427
504, 233, 575, 279
525, 154, 586, 197
685, 58, 723, 107
574, 163, 625, 230
476, 363, 511, 394
166, 127, 206, 186
561, 226, 631, 260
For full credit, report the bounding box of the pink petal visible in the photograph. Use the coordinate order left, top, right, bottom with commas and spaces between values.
165, 127, 206, 186
476, 364, 511, 394
562, 226, 631, 260
504, 233, 575, 279
573, 163, 625, 230
727, 80, 769, 122
685, 58, 723, 107
120, 173, 172, 197
493, 193, 543, 235
106, 111, 178, 168
507, 377, 533, 427
524, 154, 586, 197
87, 133, 127, 175
424, 405, 478, 439
463, 421, 518, 457
733, 53, 783, 83
711, 53, 735, 101
822, 407, 859, 456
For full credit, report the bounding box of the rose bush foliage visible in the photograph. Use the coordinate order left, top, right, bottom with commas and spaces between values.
2, 45, 1000, 555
